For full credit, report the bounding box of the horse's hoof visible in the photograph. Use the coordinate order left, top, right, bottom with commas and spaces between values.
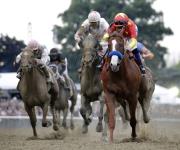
96, 123, 103, 132
42, 121, 52, 127
131, 137, 142, 142
87, 118, 92, 124
53, 124, 59, 131
26, 136, 39, 140
82, 125, 88, 134
102, 136, 108, 143
62, 123, 68, 129
70, 123, 75, 130
144, 115, 150, 123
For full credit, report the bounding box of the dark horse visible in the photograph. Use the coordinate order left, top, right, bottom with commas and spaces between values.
80, 33, 104, 133
101, 35, 155, 142
49, 63, 77, 129
17, 48, 59, 137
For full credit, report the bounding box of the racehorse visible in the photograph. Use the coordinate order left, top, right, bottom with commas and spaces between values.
80, 33, 104, 133
101, 34, 155, 142
17, 48, 59, 137
49, 63, 77, 129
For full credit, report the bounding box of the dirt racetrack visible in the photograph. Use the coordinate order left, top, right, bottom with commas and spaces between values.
0, 118, 180, 150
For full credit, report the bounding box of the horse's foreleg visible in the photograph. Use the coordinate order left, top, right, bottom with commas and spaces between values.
49, 82, 59, 130
80, 95, 91, 133
56, 110, 61, 126
62, 107, 68, 129
119, 100, 130, 121
128, 97, 137, 139
105, 92, 116, 143
102, 108, 109, 142
24, 104, 37, 137
50, 100, 59, 131
96, 94, 104, 132
138, 89, 154, 124
42, 102, 52, 127
70, 97, 76, 130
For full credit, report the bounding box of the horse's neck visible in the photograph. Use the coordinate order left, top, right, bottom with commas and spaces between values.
23, 68, 46, 91
118, 55, 138, 77
83, 65, 98, 79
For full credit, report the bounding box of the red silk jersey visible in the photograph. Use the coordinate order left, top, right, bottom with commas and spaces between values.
108, 19, 137, 39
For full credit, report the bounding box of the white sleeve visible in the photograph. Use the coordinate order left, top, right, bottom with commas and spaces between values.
41, 48, 50, 65
15, 52, 22, 63
101, 18, 109, 31
74, 19, 89, 42
63, 58, 68, 76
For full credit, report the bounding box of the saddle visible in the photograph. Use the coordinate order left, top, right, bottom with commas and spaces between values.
49, 64, 72, 91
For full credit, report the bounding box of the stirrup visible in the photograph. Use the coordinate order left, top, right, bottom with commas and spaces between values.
140, 67, 146, 75
96, 64, 103, 70
16, 74, 21, 79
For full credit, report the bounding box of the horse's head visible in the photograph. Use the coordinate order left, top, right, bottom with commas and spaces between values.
108, 35, 124, 72
82, 34, 99, 67
20, 48, 35, 72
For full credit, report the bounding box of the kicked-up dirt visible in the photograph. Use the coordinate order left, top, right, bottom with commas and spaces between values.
0, 118, 180, 150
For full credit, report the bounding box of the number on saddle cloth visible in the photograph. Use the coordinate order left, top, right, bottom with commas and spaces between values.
49, 64, 60, 80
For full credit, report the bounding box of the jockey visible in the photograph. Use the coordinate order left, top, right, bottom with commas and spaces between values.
103, 13, 146, 74
15, 40, 52, 83
137, 42, 154, 60
74, 10, 109, 68
49, 48, 73, 96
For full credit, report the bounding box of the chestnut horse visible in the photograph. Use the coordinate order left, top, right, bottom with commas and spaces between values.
101, 35, 154, 142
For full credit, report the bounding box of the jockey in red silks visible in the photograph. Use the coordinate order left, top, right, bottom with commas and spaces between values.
103, 13, 146, 74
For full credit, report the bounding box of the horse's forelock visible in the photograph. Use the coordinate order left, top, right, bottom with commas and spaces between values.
83, 34, 97, 49
22, 48, 33, 57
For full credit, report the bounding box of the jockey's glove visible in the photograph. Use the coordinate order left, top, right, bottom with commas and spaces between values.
34, 58, 43, 65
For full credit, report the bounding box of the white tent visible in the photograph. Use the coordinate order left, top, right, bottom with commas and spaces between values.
152, 85, 180, 105
0, 73, 19, 90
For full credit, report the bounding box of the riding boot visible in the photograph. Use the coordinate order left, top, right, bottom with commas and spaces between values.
132, 48, 146, 75
16, 68, 22, 79
96, 55, 103, 70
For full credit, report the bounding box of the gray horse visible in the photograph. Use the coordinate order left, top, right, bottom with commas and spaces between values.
80, 33, 104, 133
17, 48, 59, 137
49, 63, 78, 129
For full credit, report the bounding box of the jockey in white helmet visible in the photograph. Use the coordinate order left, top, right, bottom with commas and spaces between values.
75, 10, 109, 44
74, 11, 109, 68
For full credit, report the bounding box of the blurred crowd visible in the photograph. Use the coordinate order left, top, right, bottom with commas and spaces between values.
1, 97, 180, 118
0, 97, 100, 117
0, 97, 26, 116
0, 97, 48, 116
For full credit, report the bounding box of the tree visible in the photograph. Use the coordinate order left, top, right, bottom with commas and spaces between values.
0, 34, 26, 72
53, 0, 173, 81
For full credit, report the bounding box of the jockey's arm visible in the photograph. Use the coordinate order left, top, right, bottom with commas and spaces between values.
74, 25, 88, 43
137, 42, 154, 60
41, 48, 50, 65
141, 47, 154, 60
15, 52, 22, 64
